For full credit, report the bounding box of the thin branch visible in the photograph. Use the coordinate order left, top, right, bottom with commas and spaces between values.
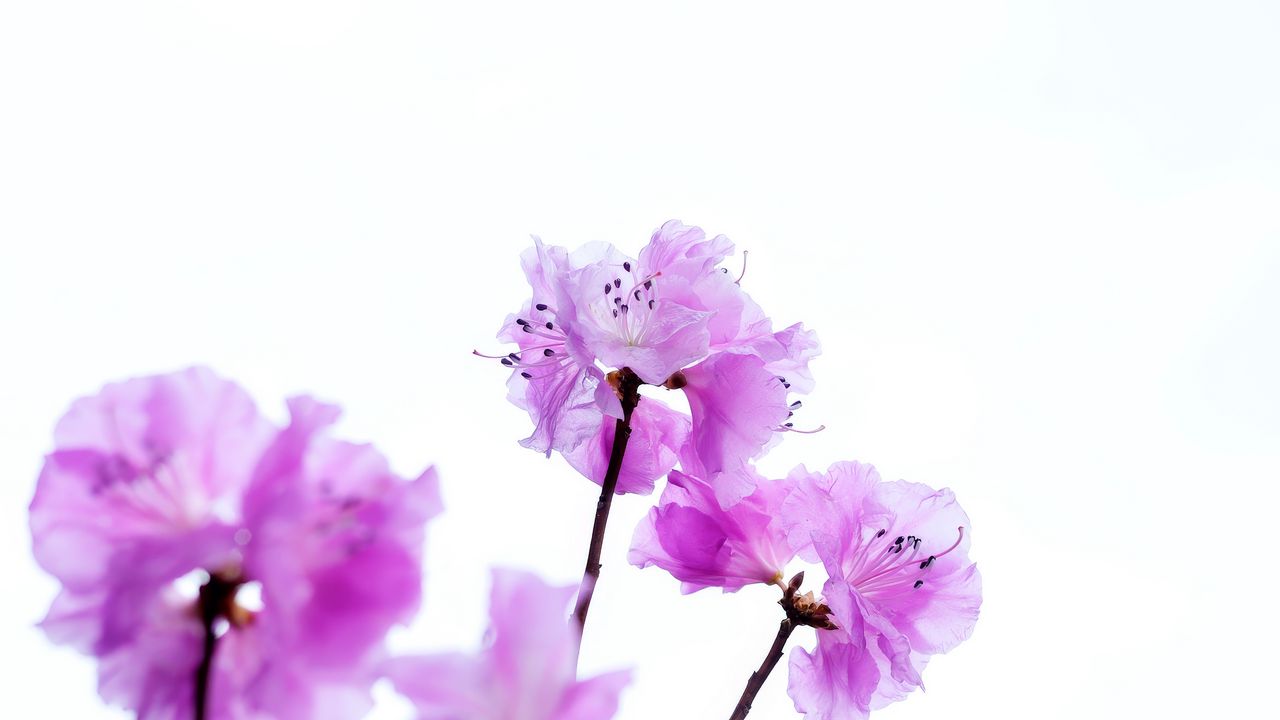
728, 619, 796, 720
572, 368, 641, 638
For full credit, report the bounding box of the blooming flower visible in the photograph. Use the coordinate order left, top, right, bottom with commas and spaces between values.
780, 461, 982, 719
384, 569, 630, 720
628, 466, 795, 593
30, 367, 441, 719
483, 220, 820, 498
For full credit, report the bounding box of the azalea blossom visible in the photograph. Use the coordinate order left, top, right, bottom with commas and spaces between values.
628, 466, 795, 593
384, 569, 630, 720
780, 461, 982, 719
482, 220, 819, 497
30, 367, 441, 719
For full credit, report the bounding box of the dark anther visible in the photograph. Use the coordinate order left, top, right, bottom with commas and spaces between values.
790, 400, 803, 408
515, 318, 529, 326
535, 303, 548, 311
614, 296, 622, 305
614, 278, 622, 288
605, 283, 612, 294
545, 321, 554, 329
778, 376, 787, 383
620, 304, 628, 313
623, 261, 631, 272
784, 422, 794, 427
508, 353, 519, 360
543, 348, 555, 357
520, 371, 532, 379
644, 280, 652, 289
612, 310, 618, 318
914, 580, 925, 589
634, 289, 642, 301
895, 536, 905, 545
648, 300, 655, 309
501, 359, 513, 366
919, 556, 935, 569
522, 325, 533, 333
876, 529, 886, 537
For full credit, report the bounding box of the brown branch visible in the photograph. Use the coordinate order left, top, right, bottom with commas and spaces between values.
572, 368, 642, 637
728, 618, 796, 720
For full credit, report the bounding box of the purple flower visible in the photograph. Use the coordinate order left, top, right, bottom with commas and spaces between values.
780, 461, 982, 719
30, 367, 441, 719
628, 466, 796, 593
385, 569, 630, 720
484, 220, 820, 497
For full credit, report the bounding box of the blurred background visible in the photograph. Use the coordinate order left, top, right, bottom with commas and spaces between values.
2, 1, 1277, 717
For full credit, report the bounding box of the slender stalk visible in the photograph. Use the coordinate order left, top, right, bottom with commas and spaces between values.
572, 405, 636, 632
194, 579, 222, 720
572, 368, 641, 638
729, 619, 797, 720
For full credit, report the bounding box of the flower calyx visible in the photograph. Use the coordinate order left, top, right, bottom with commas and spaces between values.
779, 571, 838, 631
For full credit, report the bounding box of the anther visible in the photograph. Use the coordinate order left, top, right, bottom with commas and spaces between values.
876, 529, 886, 537
501, 359, 513, 366
620, 304, 628, 313
623, 261, 631, 272
790, 400, 803, 408
543, 348, 555, 357
613, 278, 621, 288
520, 372, 532, 379
634, 290, 642, 301
545, 321, 554, 329
648, 300, 655, 309
895, 536, 905, 545
516, 318, 529, 326
535, 303, 548, 311
914, 580, 924, 589
644, 280, 652, 289
605, 284, 611, 294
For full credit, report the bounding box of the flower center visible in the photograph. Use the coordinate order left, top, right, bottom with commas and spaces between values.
598, 261, 661, 347
847, 526, 965, 598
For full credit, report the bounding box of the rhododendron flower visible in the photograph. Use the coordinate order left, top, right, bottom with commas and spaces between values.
780, 461, 982, 719
628, 466, 795, 593
385, 569, 630, 720
482, 220, 819, 497
29, 367, 441, 720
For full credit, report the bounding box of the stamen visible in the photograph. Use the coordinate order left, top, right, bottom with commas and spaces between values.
777, 424, 826, 434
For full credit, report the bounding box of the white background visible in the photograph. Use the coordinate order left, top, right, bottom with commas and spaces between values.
2, 1, 1277, 718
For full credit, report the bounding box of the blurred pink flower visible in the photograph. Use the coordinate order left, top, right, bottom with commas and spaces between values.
385, 569, 630, 720
30, 367, 441, 719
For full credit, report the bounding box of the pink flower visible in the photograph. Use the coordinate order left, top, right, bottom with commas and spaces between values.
780, 461, 982, 719
30, 367, 441, 719
628, 467, 795, 593
484, 220, 820, 497
385, 569, 630, 720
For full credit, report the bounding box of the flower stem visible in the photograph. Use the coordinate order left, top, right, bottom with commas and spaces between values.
572, 369, 641, 639
728, 618, 796, 720
194, 578, 223, 720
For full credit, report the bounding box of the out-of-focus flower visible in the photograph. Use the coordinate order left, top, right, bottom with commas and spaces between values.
628, 466, 795, 593
780, 461, 982, 720
30, 367, 441, 719
385, 569, 630, 720
482, 220, 819, 498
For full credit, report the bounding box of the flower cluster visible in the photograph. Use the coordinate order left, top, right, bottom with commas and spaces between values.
493, 221, 982, 718
31, 221, 978, 720
483, 220, 819, 503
